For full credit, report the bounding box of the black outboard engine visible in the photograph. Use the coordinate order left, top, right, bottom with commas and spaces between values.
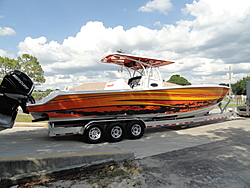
0, 70, 35, 131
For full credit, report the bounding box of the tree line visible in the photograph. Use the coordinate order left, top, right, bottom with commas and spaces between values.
231, 76, 250, 95
0, 54, 45, 85
167, 74, 250, 95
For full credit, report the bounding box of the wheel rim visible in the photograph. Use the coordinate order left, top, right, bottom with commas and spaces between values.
89, 127, 101, 140
111, 126, 123, 139
131, 124, 141, 136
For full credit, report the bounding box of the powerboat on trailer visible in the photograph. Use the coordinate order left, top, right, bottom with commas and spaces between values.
0, 53, 229, 131
26, 53, 229, 122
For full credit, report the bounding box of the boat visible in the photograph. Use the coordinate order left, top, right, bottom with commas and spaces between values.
26, 53, 229, 122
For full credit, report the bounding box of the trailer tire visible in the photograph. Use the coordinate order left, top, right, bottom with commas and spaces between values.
84, 124, 103, 143
106, 122, 125, 142
126, 121, 144, 139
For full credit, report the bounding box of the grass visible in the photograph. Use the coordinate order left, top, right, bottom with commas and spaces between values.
16, 114, 48, 123
219, 103, 238, 108
16, 114, 34, 122
221, 98, 246, 109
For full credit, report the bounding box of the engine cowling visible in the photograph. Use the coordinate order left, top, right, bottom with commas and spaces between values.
0, 70, 35, 130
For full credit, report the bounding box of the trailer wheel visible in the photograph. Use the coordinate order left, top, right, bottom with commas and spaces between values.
126, 121, 145, 139
106, 122, 125, 142
84, 124, 103, 143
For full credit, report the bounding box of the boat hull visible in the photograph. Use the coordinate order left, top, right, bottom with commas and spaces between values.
28, 86, 229, 122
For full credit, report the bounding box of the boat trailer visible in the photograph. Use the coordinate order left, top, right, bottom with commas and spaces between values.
47, 109, 234, 144
0, 70, 235, 143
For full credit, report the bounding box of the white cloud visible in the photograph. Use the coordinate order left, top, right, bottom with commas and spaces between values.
0, 27, 16, 36
154, 21, 162, 27
138, 0, 172, 15
17, 0, 250, 90
0, 49, 15, 58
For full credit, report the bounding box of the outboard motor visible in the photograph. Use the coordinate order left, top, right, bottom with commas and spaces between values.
0, 70, 35, 131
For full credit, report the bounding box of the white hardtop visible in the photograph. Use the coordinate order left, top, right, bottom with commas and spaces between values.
101, 53, 175, 90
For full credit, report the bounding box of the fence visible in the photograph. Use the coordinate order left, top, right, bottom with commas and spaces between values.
233, 95, 246, 105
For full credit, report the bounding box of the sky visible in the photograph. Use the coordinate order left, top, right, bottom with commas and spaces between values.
0, 0, 250, 90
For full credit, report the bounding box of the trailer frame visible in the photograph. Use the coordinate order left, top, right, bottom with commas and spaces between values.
47, 101, 235, 143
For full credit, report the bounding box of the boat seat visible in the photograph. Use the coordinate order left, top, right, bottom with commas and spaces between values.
128, 76, 142, 88
104, 79, 131, 90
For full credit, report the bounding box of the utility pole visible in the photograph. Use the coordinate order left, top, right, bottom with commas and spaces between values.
225, 66, 233, 93
224, 66, 234, 98
228, 66, 232, 90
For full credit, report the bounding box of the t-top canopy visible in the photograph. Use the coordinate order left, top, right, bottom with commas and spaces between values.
100, 54, 175, 70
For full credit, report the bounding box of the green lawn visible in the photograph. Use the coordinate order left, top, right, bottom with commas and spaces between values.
16, 114, 48, 123
219, 103, 238, 108
221, 98, 246, 108
16, 114, 34, 122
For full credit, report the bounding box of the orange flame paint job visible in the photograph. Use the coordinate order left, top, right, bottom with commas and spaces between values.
28, 87, 229, 120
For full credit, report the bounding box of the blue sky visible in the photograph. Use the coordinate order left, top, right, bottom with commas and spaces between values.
0, 0, 250, 90
0, 0, 192, 54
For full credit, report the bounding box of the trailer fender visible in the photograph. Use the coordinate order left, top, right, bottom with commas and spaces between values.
80, 121, 107, 135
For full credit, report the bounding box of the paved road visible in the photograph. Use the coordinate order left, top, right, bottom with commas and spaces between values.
0, 118, 239, 160
42, 116, 250, 188
3, 116, 250, 188
139, 117, 250, 188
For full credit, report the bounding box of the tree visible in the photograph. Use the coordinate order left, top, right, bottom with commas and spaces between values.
32, 89, 53, 101
167, 74, 192, 85
18, 54, 46, 85
0, 54, 46, 85
0, 57, 20, 82
231, 76, 250, 95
